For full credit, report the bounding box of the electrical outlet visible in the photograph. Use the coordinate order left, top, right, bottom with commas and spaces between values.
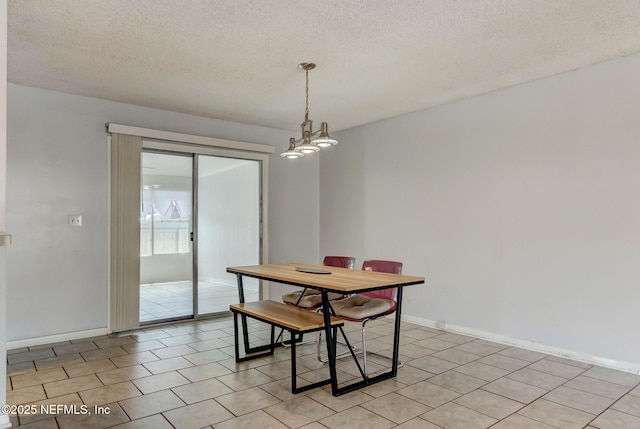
68, 214, 83, 227
436, 321, 448, 330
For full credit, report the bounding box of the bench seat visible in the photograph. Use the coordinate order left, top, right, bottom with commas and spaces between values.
230, 300, 343, 393
230, 300, 343, 332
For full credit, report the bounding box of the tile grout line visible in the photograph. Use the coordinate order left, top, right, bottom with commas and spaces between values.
582, 378, 640, 427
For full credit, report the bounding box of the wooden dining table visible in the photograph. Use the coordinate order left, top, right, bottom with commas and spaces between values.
227, 262, 425, 396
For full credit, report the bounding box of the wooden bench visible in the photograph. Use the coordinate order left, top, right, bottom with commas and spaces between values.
230, 300, 344, 393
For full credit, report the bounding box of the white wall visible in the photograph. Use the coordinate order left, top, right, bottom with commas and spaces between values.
321, 53, 640, 367
6, 84, 320, 342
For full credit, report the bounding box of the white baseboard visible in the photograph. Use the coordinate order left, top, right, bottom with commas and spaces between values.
0, 414, 12, 428
402, 315, 640, 375
7, 328, 109, 350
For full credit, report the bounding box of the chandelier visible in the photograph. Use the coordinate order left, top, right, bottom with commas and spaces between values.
280, 62, 338, 159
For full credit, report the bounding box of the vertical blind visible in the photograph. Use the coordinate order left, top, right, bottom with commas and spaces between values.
110, 133, 142, 331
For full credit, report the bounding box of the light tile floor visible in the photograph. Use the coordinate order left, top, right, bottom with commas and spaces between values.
140, 282, 259, 322
5, 316, 640, 428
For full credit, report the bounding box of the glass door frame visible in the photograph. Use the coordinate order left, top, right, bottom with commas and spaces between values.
192, 151, 264, 318
142, 139, 269, 321
140, 149, 195, 325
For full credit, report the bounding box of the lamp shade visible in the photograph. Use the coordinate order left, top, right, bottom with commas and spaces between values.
281, 138, 304, 159
314, 122, 338, 148
296, 131, 320, 153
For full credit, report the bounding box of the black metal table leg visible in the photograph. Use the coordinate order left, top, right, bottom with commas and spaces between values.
321, 290, 339, 395
327, 286, 407, 396
392, 286, 403, 376
236, 274, 253, 354
236, 273, 245, 303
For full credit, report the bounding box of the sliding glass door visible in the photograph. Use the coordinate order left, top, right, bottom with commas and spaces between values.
140, 152, 194, 323
196, 155, 260, 314
139, 150, 262, 324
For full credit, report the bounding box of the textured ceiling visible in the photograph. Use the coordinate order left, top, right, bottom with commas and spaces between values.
8, 0, 640, 133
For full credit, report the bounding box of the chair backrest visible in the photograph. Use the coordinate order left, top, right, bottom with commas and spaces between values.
361, 259, 403, 300
323, 256, 356, 269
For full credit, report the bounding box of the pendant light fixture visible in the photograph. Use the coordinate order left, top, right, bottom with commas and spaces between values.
280, 62, 338, 159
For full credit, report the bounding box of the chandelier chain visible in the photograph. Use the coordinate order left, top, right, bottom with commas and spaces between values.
305, 67, 309, 122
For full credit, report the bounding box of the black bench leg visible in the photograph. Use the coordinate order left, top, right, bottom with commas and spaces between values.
232, 310, 277, 363
270, 324, 276, 354
233, 310, 241, 361
241, 314, 251, 354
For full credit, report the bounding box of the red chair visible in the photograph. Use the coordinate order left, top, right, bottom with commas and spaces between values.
329, 259, 403, 376
322, 256, 356, 269
282, 256, 355, 308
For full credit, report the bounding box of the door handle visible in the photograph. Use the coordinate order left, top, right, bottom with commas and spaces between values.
190, 231, 194, 242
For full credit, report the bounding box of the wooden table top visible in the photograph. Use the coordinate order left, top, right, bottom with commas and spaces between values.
227, 263, 425, 293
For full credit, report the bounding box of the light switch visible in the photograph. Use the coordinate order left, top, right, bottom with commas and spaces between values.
68, 214, 83, 227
